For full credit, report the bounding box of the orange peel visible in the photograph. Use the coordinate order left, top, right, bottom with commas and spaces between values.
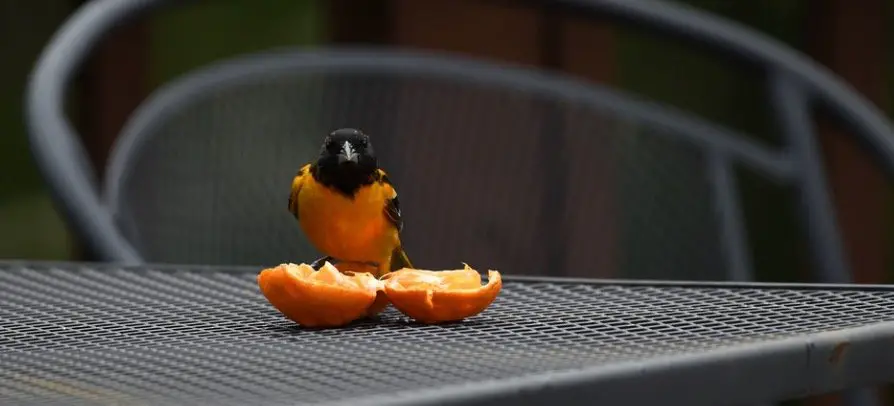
382, 264, 502, 324
257, 262, 381, 327
258, 261, 502, 327
326, 261, 392, 317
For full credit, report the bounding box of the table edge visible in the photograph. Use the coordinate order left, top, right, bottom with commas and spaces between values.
3, 259, 893, 291
324, 320, 894, 406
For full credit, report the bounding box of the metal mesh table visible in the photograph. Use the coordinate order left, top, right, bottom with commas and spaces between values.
2, 261, 894, 406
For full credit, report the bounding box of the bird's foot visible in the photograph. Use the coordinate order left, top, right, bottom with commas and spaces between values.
310, 256, 381, 274
309, 256, 334, 270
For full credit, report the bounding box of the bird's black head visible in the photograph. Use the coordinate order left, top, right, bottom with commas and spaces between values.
312, 128, 378, 197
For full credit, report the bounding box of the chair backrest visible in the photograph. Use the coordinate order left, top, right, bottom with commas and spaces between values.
26, 0, 894, 285
96, 49, 748, 278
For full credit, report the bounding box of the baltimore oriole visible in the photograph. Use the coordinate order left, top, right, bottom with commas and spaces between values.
287, 128, 413, 277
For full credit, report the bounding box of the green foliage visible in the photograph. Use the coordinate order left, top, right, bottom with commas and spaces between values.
148, 0, 323, 88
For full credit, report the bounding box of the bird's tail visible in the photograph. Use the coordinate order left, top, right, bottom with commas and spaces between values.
389, 246, 414, 271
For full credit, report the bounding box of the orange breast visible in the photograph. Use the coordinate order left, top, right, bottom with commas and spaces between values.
296, 180, 397, 264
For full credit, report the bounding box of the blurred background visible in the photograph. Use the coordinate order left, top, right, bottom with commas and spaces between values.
2, 0, 894, 403
6, 0, 891, 277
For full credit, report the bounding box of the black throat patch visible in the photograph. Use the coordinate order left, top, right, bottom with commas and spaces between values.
310, 163, 375, 199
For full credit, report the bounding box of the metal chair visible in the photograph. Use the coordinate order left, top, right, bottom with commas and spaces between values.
26, 0, 894, 279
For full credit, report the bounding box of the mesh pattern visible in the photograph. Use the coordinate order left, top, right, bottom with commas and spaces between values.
2, 263, 894, 405
106, 62, 729, 279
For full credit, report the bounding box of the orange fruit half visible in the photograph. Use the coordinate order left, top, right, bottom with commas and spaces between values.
382, 264, 502, 324
322, 261, 392, 317
257, 262, 381, 327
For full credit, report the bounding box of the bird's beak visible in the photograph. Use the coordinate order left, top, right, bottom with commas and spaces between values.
338, 141, 359, 164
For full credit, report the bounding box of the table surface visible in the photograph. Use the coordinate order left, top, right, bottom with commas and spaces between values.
2, 261, 894, 406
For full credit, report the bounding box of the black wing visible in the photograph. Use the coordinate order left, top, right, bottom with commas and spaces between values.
385, 195, 403, 232
379, 170, 403, 232
288, 188, 300, 219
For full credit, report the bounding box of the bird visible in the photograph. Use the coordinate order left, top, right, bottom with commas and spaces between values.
287, 128, 413, 278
